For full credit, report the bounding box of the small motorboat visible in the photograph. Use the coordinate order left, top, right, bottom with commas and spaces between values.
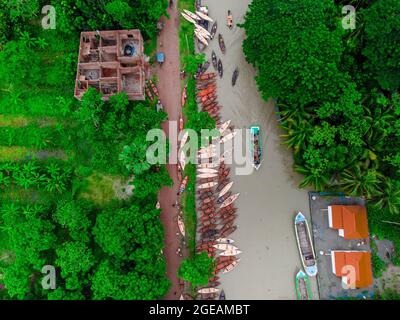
218, 34, 226, 54
250, 126, 262, 170
218, 181, 233, 199
227, 10, 233, 29
223, 259, 240, 274
211, 51, 218, 70
232, 67, 239, 86
181, 84, 187, 107
198, 181, 218, 190
178, 176, 189, 194
295, 212, 318, 277
219, 249, 242, 256
210, 21, 218, 39
220, 193, 240, 209
198, 168, 218, 174
196, 11, 213, 22
213, 244, 238, 251
296, 270, 312, 300
197, 173, 218, 179
180, 130, 189, 150
216, 238, 234, 244
181, 12, 197, 24
184, 9, 200, 21
220, 131, 237, 144
219, 290, 226, 300
178, 215, 185, 237
218, 120, 231, 135
217, 59, 223, 78
198, 287, 220, 294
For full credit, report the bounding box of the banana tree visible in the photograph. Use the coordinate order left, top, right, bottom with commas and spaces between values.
295, 164, 331, 191
340, 165, 383, 198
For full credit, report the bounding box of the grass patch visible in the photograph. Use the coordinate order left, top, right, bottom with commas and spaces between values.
0, 146, 32, 161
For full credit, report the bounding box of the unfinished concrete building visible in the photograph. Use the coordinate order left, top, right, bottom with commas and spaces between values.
74, 30, 148, 101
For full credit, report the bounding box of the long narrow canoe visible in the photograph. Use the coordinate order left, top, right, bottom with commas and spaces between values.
198, 162, 220, 169
210, 21, 218, 39
296, 270, 312, 300
196, 11, 213, 22
184, 9, 200, 21
198, 181, 218, 190
179, 176, 189, 194
222, 259, 240, 274
219, 249, 242, 256
295, 212, 318, 277
197, 173, 218, 179
218, 120, 231, 135
198, 287, 219, 294
181, 84, 187, 107
220, 193, 239, 209
213, 244, 238, 251
218, 181, 234, 199
250, 126, 262, 170
181, 12, 197, 24
198, 168, 218, 174
218, 34, 226, 54
178, 215, 185, 237
216, 237, 234, 244
220, 131, 237, 144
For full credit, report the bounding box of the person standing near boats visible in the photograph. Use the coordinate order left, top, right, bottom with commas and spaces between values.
227, 10, 233, 29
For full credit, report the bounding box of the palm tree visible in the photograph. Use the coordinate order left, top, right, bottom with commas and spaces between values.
295, 164, 331, 191
280, 117, 313, 154
372, 179, 400, 215
339, 166, 383, 199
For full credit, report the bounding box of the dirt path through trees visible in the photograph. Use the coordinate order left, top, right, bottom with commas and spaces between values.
157, 1, 183, 300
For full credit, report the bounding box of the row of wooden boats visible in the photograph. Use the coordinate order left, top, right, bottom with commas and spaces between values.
145, 79, 159, 101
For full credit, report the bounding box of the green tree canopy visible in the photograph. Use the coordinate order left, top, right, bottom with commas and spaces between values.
178, 252, 214, 287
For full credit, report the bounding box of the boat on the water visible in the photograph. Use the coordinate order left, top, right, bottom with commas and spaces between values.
250, 126, 262, 170
196, 11, 213, 22
217, 59, 223, 78
200, 61, 210, 75
213, 244, 238, 251
198, 168, 218, 174
195, 24, 211, 38
199, 144, 216, 154
198, 287, 220, 294
211, 51, 218, 70
223, 259, 239, 273
295, 270, 312, 300
195, 31, 208, 46
198, 181, 218, 190
218, 181, 233, 199
216, 237, 234, 244
294, 212, 318, 277
198, 161, 219, 169
198, 151, 217, 159
220, 131, 236, 144
210, 21, 218, 39
218, 120, 231, 135
178, 215, 185, 237
181, 12, 197, 24
219, 290, 226, 300
219, 249, 242, 256
218, 34, 226, 54
184, 9, 200, 21
197, 173, 218, 179
227, 10, 233, 29
232, 67, 239, 86
220, 193, 239, 209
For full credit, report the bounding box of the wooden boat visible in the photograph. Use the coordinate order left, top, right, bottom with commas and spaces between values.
250, 126, 262, 170
200, 61, 211, 74
195, 24, 211, 38
198, 152, 217, 160
198, 181, 218, 190
198, 287, 220, 294
211, 51, 218, 70
197, 173, 218, 179
218, 120, 231, 135
218, 181, 233, 199
219, 249, 242, 256
198, 168, 218, 174
181, 12, 197, 24
223, 259, 240, 274
184, 9, 200, 21
219, 290, 226, 300
220, 225, 237, 238
213, 244, 238, 251
145, 87, 154, 101
217, 191, 231, 204
199, 144, 216, 154
227, 10, 233, 29
295, 212, 318, 277
198, 161, 220, 169
149, 80, 159, 97
196, 11, 213, 22
195, 31, 208, 46
210, 21, 218, 39
179, 115, 184, 131
232, 67, 239, 86
179, 176, 189, 194
218, 34, 226, 54
296, 270, 312, 300
220, 131, 237, 144
216, 238, 234, 244
181, 84, 187, 107
180, 130, 189, 150
217, 59, 223, 78
220, 193, 239, 209
199, 73, 216, 81
178, 215, 185, 237
179, 150, 186, 171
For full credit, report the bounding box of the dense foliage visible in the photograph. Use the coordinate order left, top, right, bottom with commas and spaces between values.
0, 1, 170, 299
178, 252, 214, 287
242, 0, 400, 213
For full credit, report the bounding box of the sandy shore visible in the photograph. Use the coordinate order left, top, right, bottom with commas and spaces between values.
198, 0, 319, 299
